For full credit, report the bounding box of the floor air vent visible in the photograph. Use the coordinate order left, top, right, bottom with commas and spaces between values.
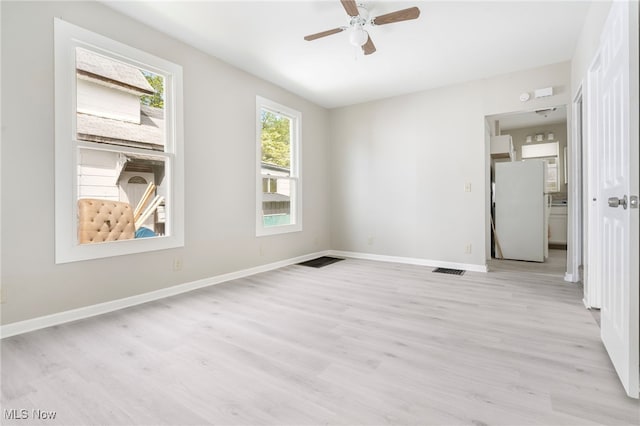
298, 256, 344, 268
433, 267, 465, 276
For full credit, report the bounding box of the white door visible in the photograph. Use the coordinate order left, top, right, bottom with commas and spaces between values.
119, 171, 155, 228
596, 0, 638, 399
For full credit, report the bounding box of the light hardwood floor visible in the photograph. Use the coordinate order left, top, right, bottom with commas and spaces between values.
2, 251, 638, 425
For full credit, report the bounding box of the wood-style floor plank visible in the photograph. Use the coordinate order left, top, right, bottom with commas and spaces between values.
2, 250, 638, 425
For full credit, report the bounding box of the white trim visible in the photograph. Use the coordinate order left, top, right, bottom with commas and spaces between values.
0, 3, 3, 307
584, 50, 603, 309
329, 250, 488, 273
0, 250, 330, 339
255, 96, 302, 237
566, 85, 584, 285
54, 19, 185, 263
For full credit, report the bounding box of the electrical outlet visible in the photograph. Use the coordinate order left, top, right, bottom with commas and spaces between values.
0, 290, 4, 304
464, 182, 472, 192
173, 257, 183, 271
367, 236, 374, 246
465, 244, 472, 254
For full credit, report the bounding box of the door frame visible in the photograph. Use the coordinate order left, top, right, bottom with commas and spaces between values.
583, 53, 603, 309
567, 86, 584, 286
485, 106, 571, 270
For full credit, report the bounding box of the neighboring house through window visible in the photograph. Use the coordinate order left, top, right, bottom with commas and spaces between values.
256, 96, 302, 235
54, 19, 184, 263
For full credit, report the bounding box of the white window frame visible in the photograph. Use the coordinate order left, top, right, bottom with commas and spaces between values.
256, 96, 302, 236
54, 19, 184, 263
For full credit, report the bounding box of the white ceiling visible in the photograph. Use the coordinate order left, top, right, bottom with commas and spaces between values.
103, 0, 591, 109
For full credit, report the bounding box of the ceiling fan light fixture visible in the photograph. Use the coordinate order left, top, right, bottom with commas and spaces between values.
303, 1, 421, 55
349, 27, 368, 47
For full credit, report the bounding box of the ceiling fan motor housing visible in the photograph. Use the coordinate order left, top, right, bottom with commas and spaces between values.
348, 4, 370, 46
354, 4, 370, 23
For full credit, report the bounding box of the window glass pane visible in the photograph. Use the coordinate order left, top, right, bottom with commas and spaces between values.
545, 158, 559, 192
77, 147, 168, 244
260, 109, 294, 228
260, 110, 291, 170
262, 177, 294, 227
75, 47, 165, 152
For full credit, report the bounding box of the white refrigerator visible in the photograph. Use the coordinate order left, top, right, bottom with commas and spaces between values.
494, 160, 549, 262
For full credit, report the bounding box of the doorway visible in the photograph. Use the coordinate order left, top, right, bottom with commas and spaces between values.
486, 106, 569, 277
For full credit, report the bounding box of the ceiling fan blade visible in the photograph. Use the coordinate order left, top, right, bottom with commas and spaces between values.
362, 35, 376, 55
372, 7, 421, 25
340, 0, 360, 17
304, 27, 345, 41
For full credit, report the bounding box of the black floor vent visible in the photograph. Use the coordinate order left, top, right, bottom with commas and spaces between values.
433, 267, 465, 276
298, 256, 344, 268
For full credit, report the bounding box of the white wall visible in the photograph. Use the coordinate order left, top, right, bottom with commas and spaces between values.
328, 62, 571, 268
571, 1, 613, 95
1, 1, 330, 325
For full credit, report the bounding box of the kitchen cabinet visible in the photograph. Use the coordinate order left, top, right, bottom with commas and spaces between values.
490, 135, 515, 161
549, 205, 567, 245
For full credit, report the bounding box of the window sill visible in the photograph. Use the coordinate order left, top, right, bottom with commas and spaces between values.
256, 223, 302, 237
56, 234, 184, 264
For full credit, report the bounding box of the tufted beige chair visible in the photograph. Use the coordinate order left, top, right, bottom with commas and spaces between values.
77, 199, 136, 244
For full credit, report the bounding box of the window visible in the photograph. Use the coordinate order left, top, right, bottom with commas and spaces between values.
522, 142, 560, 192
262, 177, 278, 193
54, 19, 184, 263
256, 97, 301, 235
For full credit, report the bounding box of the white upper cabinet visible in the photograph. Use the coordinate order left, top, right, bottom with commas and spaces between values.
490, 135, 515, 160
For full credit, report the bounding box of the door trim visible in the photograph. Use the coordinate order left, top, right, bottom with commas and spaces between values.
584, 52, 602, 309
566, 85, 584, 285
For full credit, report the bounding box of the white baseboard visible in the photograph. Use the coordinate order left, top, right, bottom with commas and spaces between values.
328, 250, 488, 273
0, 250, 330, 339
1, 249, 486, 338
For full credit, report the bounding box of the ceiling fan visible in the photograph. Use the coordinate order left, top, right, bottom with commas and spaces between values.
304, 0, 421, 55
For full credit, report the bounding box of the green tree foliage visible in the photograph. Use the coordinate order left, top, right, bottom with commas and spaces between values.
141, 73, 164, 109
261, 111, 290, 169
